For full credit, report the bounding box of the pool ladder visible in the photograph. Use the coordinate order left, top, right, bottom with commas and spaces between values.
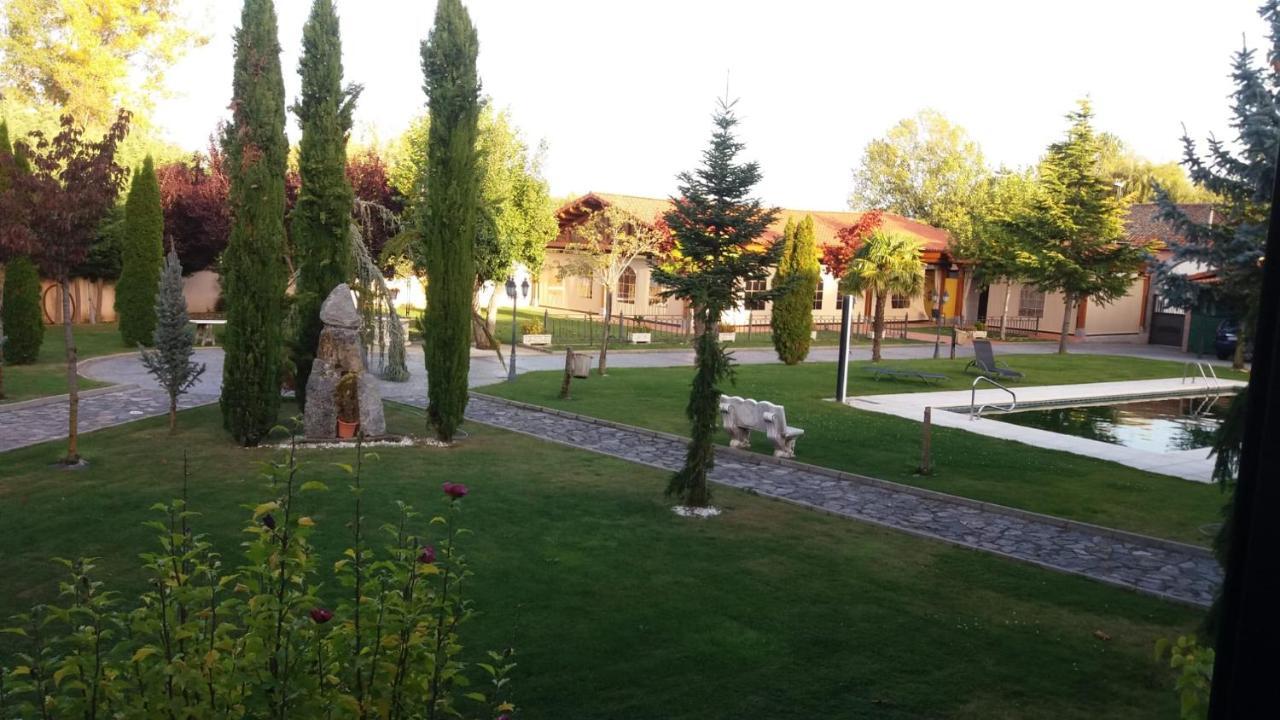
1182, 361, 1221, 388
1183, 361, 1226, 418
969, 376, 1017, 420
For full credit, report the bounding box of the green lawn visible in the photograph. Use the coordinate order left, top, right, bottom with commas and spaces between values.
1, 322, 125, 403
0, 402, 1196, 719
477, 355, 1244, 545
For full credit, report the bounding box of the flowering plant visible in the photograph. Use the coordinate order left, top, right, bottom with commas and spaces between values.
0, 437, 516, 719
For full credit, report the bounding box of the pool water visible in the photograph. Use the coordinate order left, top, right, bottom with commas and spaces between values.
986, 394, 1233, 453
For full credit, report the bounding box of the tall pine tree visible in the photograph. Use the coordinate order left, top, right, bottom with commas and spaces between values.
291, 0, 360, 409
1009, 100, 1147, 354
770, 214, 819, 364
653, 99, 781, 508
116, 155, 164, 346
419, 0, 480, 442
1155, 0, 1278, 369
220, 0, 288, 445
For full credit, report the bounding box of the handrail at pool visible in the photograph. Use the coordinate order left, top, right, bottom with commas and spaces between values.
1182, 361, 1220, 388
970, 376, 1017, 419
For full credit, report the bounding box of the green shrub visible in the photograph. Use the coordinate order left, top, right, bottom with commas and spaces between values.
0, 441, 517, 718
973, 320, 986, 331
1154, 635, 1214, 720
2, 255, 45, 364
115, 157, 164, 347
520, 319, 544, 335
770, 215, 819, 365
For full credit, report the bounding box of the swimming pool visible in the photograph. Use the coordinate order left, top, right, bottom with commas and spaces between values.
983, 393, 1234, 454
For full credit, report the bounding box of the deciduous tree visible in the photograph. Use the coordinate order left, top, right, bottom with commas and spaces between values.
851, 110, 988, 241
770, 215, 819, 364
290, 0, 360, 409
558, 205, 665, 375
418, 0, 480, 443
954, 168, 1039, 339
8, 111, 131, 463
156, 145, 232, 274
652, 98, 780, 508
116, 155, 164, 346
220, 0, 288, 446
839, 229, 925, 362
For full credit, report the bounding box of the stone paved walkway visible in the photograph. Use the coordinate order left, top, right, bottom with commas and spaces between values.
0, 387, 218, 452
453, 394, 1221, 608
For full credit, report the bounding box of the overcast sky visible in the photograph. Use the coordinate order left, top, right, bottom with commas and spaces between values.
152, 0, 1267, 210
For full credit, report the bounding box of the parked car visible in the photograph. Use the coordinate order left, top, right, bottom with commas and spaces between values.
1215, 320, 1254, 361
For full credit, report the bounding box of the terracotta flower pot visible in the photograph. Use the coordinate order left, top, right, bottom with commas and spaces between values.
336, 419, 360, 439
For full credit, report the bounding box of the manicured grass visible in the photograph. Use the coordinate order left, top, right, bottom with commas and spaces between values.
0, 402, 1196, 719
477, 355, 1244, 544
1, 323, 124, 403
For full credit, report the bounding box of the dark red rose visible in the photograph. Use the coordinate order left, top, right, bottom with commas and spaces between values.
309, 607, 333, 624
418, 545, 436, 564
442, 482, 469, 499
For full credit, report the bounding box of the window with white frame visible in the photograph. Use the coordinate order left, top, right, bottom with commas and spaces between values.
648, 278, 667, 307
578, 277, 593, 299
744, 278, 768, 310
1019, 286, 1045, 318
891, 293, 910, 309
616, 267, 637, 303
813, 285, 824, 310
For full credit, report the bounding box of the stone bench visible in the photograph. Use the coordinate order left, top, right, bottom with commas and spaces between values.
718, 395, 804, 458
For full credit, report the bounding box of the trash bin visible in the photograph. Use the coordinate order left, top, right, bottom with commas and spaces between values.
571, 353, 595, 378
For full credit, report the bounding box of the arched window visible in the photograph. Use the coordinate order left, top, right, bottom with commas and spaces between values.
1019, 286, 1046, 318
617, 267, 637, 303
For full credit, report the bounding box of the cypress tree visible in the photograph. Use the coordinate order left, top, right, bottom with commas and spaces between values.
291, 0, 360, 409
2, 117, 42, 381
116, 156, 164, 346
770, 214, 819, 364
652, 99, 781, 508
1, 255, 44, 364
220, 0, 288, 445
418, 0, 480, 442
140, 249, 206, 431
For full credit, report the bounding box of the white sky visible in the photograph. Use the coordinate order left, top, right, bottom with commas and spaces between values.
152, 0, 1268, 210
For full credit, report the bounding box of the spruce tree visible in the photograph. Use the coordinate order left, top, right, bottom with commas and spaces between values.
1, 255, 44, 364
141, 249, 206, 431
1155, 0, 1278, 369
770, 214, 819, 364
116, 156, 164, 346
653, 99, 781, 508
220, 0, 288, 445
291, 0, 360, 409
418, 0, 480, 442
1011, 100, 1146, 354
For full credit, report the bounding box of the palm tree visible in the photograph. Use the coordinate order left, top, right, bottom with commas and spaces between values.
840, 229, 925, 362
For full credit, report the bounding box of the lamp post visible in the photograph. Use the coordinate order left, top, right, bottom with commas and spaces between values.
506, 277, 529, 382
933, 290, 950, 359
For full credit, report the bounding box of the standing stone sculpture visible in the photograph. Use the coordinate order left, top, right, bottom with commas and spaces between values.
304, 284, 386, 439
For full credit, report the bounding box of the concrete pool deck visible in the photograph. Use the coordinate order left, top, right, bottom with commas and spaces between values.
844, 376, 1247, 483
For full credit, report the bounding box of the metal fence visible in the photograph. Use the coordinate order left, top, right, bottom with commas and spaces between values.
530, 308, 909, 346
977, 314, 1042, 338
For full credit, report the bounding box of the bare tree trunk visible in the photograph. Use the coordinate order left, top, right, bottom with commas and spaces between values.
470, 309, 506, 371
169, 397, 177, 433
61, 278, 80, 463
559, 348, 574, 399
1233, 326, 1246, 370
1058, 295, 1073, 355
1000, 283, 1012, 341
598, 290, 612, 376
872, 291, 886, 362
484, 287, 500, 347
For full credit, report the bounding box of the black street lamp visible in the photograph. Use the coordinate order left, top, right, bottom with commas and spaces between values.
506, 276, 530, 382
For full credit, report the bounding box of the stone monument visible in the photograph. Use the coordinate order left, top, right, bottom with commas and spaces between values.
304, 284, 387, 439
